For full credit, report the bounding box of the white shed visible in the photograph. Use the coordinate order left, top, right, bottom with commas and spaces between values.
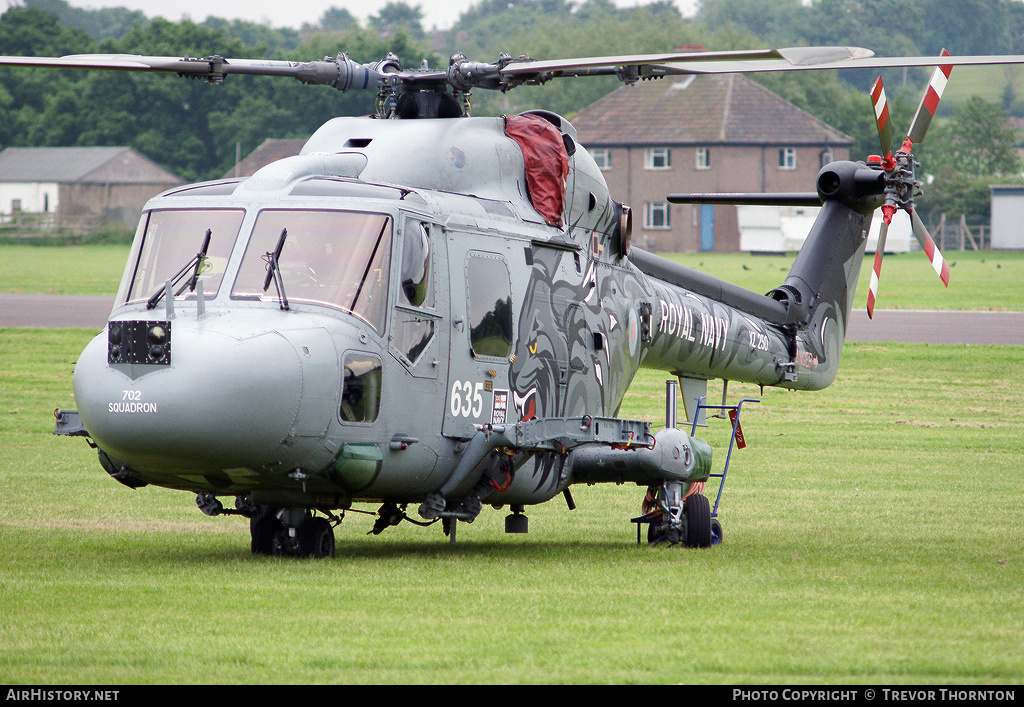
990, 185, 1024, 250
738, 205, 911, 253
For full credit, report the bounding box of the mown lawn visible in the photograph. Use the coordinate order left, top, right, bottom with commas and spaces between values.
1, 330, 1021, 684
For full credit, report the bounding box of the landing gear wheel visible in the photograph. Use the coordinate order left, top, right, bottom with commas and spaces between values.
647, 519, 685, 545
646, 520, 663, 545
684, 494, 712, 548
299, 516, 335, 559
251, 512, 283, 556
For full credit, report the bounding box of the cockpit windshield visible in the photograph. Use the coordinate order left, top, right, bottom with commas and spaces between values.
122, 209, 244, 304
232, 209, 392, 334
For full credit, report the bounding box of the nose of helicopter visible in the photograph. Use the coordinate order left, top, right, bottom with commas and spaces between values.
73, 317, 311, 477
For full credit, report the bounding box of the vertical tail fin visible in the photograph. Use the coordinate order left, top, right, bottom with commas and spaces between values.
772, 161, 884, 389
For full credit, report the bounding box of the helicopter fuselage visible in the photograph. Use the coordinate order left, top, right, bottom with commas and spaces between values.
67, 111, 877, 522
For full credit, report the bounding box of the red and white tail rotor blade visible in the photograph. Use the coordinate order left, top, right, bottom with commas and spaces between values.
907, 49, 952, 147
870, 76, 894, 160
866, 50, 953, 319
909, 209, 951, 287
866, 205, 896, 319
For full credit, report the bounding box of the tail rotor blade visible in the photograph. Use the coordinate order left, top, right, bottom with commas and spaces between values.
870, 76, 893, 158
910, 209, 950, 287
907, 49, 952, 146
867, 205, 895, 319
866, 218, 890, 319
864, 50, 952, 323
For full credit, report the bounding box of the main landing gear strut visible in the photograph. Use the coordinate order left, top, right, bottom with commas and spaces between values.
195, 493, 339, 558
633, 381, 755, 548
249, 506, 339, 559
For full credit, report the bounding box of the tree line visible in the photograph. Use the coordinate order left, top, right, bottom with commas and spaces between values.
1, 0, 1021, 226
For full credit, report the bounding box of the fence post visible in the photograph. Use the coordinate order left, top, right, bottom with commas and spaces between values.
960, 214, 980, 251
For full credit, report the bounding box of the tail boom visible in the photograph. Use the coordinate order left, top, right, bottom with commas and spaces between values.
633, 161, 883, 392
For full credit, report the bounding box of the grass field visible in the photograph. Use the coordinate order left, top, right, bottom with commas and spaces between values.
0, 244, 130, 296
1, 243, 1022, 684
1, 328, 1022, 684
3, 244, 1023, 311
663, 250, 1024, 312
940, 65, 1024, 110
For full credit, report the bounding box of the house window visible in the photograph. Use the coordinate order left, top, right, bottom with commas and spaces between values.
779, 148, 796, 170
819, 147, 834, 168
643, 202, 671, 229
644, 148, 671, 170
591, 148, 611, 171
695, 147, 711, 170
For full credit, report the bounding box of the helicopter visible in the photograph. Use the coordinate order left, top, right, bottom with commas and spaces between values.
9, 42, 1017, 556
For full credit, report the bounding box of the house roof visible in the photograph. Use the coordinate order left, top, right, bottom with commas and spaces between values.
226, 138, 306, 178
0, 146, 183, 184
571, 73, 853, 147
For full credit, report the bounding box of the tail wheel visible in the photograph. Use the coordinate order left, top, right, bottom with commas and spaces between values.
684, 494, 712, 548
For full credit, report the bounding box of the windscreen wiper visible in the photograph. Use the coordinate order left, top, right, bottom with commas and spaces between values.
263, 228, 290, 311
348, 221, 389, 312
146, 229, 213, 310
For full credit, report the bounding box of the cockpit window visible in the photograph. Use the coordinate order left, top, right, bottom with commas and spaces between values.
122, 209, 244, 304
232, 209, 392, 334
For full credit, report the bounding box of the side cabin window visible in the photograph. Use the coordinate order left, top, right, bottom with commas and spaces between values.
400, 221, 432, 309
121, 209, 244, 304
466, 253, 513, 359
393, 221, 437, 365
232, 209, 392, 335
340, 352, 382, 423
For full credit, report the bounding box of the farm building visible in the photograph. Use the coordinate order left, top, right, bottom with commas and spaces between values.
0, 146, 183, 232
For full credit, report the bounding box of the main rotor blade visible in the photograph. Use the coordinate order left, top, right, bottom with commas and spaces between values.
2, 46, 1021, 97
500, 46, 874, 80
910, 209, 951, 287
0, 53, 393, 90
640, 52, 1024, 78
907, 50, 953, 146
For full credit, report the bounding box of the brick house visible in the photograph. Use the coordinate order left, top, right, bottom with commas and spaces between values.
225, 138, 306, 178
571, 73, 853, 252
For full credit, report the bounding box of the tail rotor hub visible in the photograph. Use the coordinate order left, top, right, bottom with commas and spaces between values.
866, 52, 953, 319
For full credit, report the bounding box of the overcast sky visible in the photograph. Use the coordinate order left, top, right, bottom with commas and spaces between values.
54, 0, 698, 31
